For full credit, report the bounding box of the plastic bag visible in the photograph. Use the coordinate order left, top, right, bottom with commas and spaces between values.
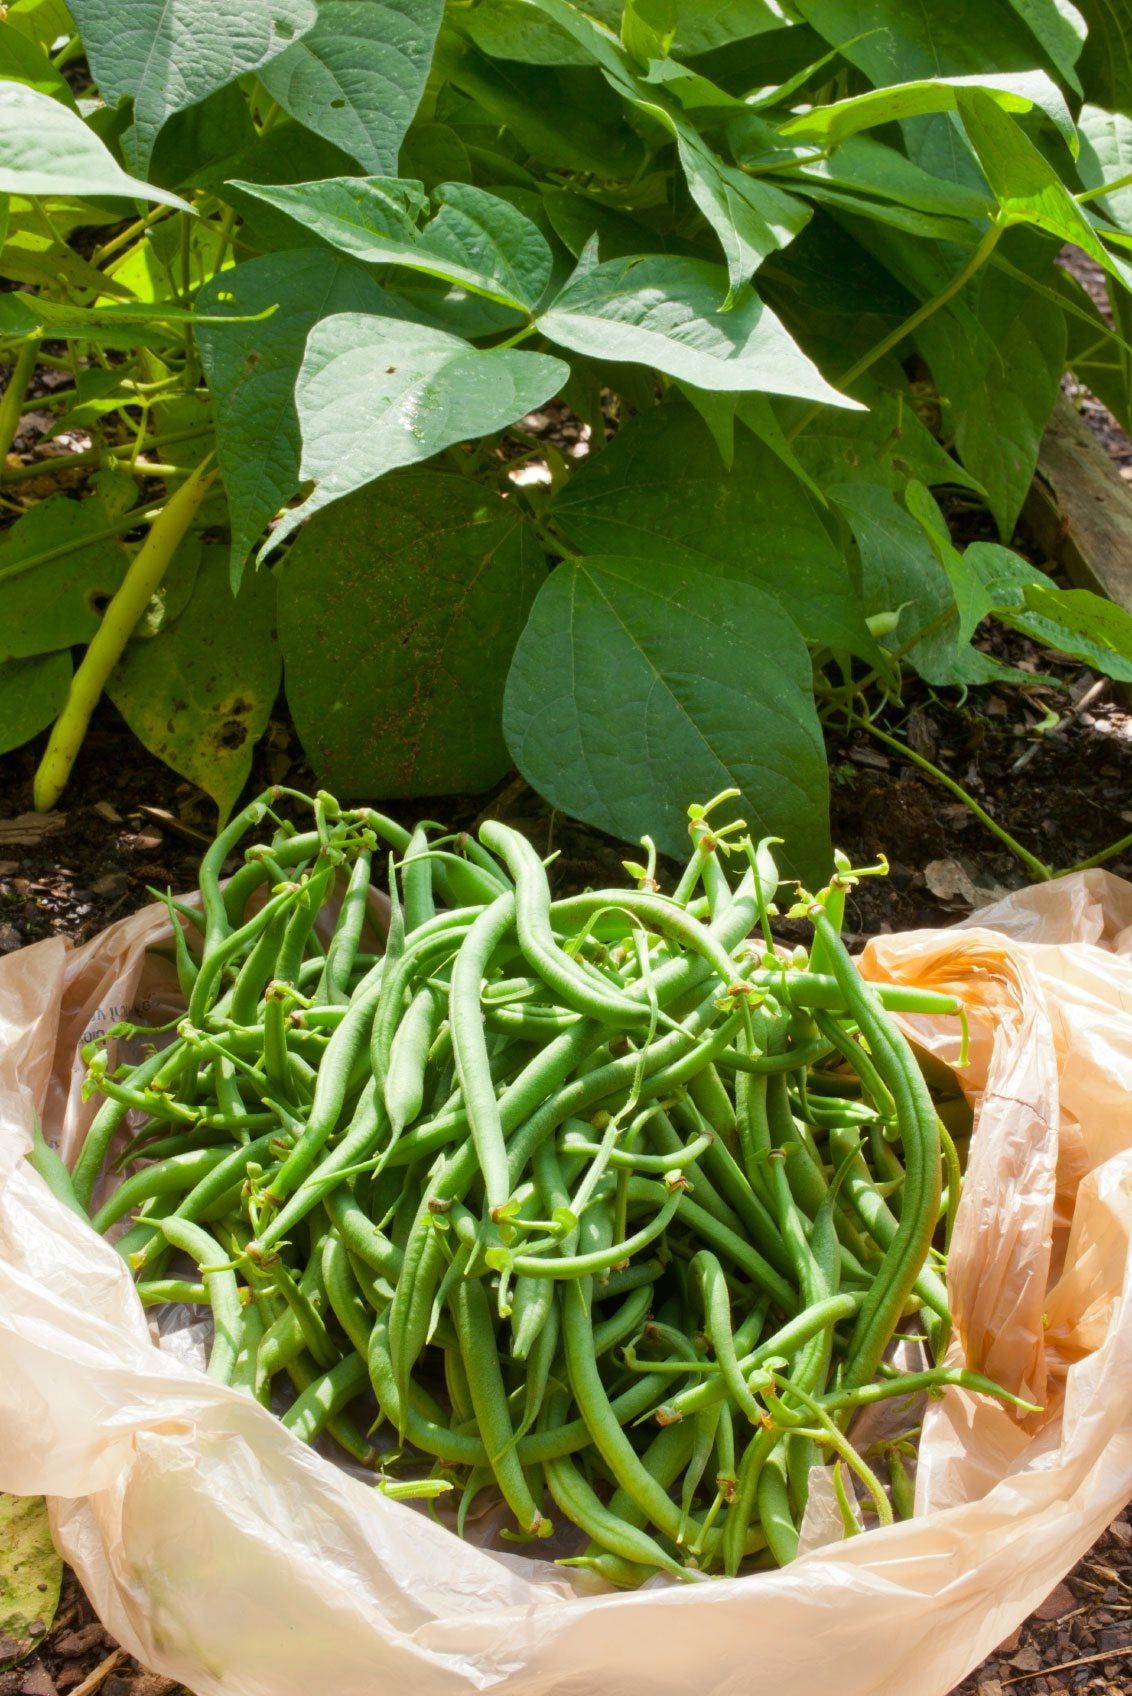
1, 873, 1131, 1696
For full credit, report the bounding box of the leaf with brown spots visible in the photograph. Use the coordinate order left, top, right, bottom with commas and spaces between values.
0, 1495, 61, 1669
107, 546, 280, 820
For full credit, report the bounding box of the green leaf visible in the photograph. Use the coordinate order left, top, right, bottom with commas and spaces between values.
766, 135, 994, 220
905, 481, 1001, 653
1077, 105, 1132, 230
1003, 0, 1086, 93
272, 312, 567, 552
230, 176, 553, 312
461, 2, 594, 65
955, 91, 1110, 267
538, 251, 858, 402
0, 490, 134, 661
503, 554, 831, 884
0, 19, 76, 101
278, 471, 540, 794
786, 377, 985, 497
107, 548, 281, 818
672, 127, 812, 298
0, 1494, 62, 1666
196, 248, 401, 584
779, 68, 1074, 151
1075, 0, 1132, 113
915, 262, 1066, 538
553, 401, 876, 655
2, 0, 73, 55
259, 0, 443, 174
963, 542, 1132, 679
0, 292, 255, 349
525, 0, 810, 294
67, 0, 317, 171
0, 652, 71, 756
828, 481, 1007, 685
0, 81, 189, 207
434, 31, 646, 177
798, 0, 1074, 96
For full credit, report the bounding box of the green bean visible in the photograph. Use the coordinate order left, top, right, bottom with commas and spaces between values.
26, 1117, 87, 1218
449, 892, 518, 1216
267, 958, 386, 1201
542, 1403, 699, 1581
136, 1278, 208, 1306
384, 984, 442, 1134
91, 1145, 231, 1234
317, 848, 374, 1005
690, 1250, 761, 1423
403, 825, 437, 933
481, 822, 653, 1031
158, 1217, 243, 1382
448, 1277, 550, 1536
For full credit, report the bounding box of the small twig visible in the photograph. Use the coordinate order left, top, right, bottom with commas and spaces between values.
68, 1649, 124, 1696
1011, 676, 1107, 774
1000, 1642, 1132, 1686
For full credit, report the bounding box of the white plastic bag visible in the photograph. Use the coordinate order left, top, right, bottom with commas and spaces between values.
1, 873, 1131, 1696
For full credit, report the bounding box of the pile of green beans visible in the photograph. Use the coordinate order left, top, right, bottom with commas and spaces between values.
62, 787, 1030, 1585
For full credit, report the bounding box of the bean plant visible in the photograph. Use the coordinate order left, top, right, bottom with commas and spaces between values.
3, 0, 1132, 883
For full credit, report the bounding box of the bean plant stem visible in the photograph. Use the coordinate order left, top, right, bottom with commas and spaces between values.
0, 424, 213, 484
788, 214, 1008, 440
33, 459, 216, 812
0, 339, 40, 467
847, 709, 1052, 882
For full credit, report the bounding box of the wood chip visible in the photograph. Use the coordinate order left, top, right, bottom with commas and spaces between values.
1034, 1583, 1078, 1621
64, 1653, 121, 1696
0, 814, 66, 848
1001, 1645, 1132, 1686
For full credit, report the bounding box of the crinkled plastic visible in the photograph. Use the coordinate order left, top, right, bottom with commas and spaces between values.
1, 873, 1131, 1696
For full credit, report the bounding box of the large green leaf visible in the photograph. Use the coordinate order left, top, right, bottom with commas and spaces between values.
0, 20, 77, 101
0, 1494, 62, 1666
1003, 0, 1086, 92
434, 32, 646, 177
271, 313, 567, 552
3, 0, 73, 54
761, 135, 994, 220
108, 548, 281, 818
1077, 105, 1132, 229
1075, 0, 1132, 112
915, 264, 1066, 538
462, 3, 595, 65
259, 0, 443, 174
955, 91, 1110, 266
0, 652, 70, 756
278, 471, 540, 795
828, 481, 1008, 686
67, 0, 317, 171
230, 177, 553, 311
672, 127, 812, 298
196, 248, 400, 584
525, 0, 810, 295
503, 554, 831, 882
964, 542, 1132, 679
787, 379, 985, 497
538, 250, 857, 402
0, 81, 188, 206
553, 402, 876, 655
778, 69, 1073, 150
797, 0, 1069, 87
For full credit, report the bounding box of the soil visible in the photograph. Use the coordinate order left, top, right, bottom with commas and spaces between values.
3, 307, 1132, 1696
